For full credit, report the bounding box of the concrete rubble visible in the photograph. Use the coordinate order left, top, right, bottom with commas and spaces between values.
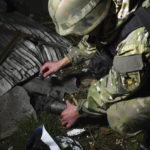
0, 86, 36, 140
0, 1, 78, 140
0, 11, 71, 96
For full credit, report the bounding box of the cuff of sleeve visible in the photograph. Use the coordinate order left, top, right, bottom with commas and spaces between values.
77, 99, 88, 117
65, 53, 72, 64
66, 46, 82, 65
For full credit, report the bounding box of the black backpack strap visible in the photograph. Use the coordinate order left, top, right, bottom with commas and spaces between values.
108, 6, 150, 55
135, 7, 150, 34
117, 15, 142, 42
116, 6, 150, 45
91, 6, 150, 79
108, 11, 144, 55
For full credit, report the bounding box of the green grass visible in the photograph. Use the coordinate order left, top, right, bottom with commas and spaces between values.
0, 112, 67, 150
0, 111, 148, 150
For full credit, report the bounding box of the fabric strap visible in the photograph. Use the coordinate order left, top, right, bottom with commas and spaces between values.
135, 7, 150, 34
113, 54, 144, 74
108, 6, 150, 54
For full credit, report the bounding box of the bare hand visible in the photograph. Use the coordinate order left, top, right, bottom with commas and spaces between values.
40, 61, 61, 77
61, 100, 81, 128
40, 57, 70, 78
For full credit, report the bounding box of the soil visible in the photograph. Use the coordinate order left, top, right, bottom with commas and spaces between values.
0, 76, 148, 150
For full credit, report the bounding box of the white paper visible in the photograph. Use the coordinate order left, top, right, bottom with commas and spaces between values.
41, 125, 61, 150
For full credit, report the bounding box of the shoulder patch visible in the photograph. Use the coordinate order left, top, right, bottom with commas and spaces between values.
113, 54, 144, 74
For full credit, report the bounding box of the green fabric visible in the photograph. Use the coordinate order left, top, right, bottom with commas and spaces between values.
107, 96, 150, 136
76, 0, 150, 136
66, 0, 145, 65
78, 26, 150, 136
51, 0, 150, 136
48, 0, 111, 35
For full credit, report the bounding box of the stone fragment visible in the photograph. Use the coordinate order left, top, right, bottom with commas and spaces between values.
23, 76, 78, 96
0, 86, 37, 140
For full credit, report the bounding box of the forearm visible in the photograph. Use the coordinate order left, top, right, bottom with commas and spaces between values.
40, 56, 71, 77
58, 56, 71, 68
67, 35, 97, 65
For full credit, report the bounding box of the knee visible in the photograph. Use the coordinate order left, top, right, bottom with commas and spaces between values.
107, 105, 128, 136
107, 103, 142, 137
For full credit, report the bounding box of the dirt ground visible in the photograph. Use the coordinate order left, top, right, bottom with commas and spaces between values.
0, 76, 149, 150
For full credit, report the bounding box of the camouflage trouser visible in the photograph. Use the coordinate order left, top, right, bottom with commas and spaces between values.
107, 96, 150, 136
79, 65, 150, 136
77, 26, 150, 136
80, 80, 150, 137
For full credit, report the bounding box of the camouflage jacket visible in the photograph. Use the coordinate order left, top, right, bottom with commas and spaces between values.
68, 0, 150, 116
66, 0, 149, 65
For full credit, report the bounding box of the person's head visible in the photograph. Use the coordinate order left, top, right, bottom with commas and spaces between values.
48, 0, 111, 36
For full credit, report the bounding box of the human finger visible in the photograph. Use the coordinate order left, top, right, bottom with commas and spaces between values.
61, 120, 67, 125
61, 115, 68, 121
40, 63, 48, 73
66, 122, 72, 128
61, 109, 67, 117
43, 70, 53, 77
60, 117, 66, 122
61, 111, 65, 117
66, 100, 71, 107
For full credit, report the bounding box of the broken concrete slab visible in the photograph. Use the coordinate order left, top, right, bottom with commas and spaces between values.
0, 86, 37, 140
23, 76, 78, 96
33, 95, 67, 114
23, 76, 78, 113
0, 12, 72, 96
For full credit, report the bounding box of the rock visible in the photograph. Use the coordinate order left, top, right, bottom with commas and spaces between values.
0, 12, 71, 96
23, 78, 53, 95
0, 86, 37, 140
23, 76, 78, 113
23, 76, 78, 96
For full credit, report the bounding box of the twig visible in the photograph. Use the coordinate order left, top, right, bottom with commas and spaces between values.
69, 93, 78, 105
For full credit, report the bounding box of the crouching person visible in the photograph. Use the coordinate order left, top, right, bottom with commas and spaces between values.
40, 0, 150, 137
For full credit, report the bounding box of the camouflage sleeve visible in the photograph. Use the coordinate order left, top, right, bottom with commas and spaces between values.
77, 27, 150, 116
66, 35, 97, 65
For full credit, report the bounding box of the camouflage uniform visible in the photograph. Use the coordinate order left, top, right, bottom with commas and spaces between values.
48, 0, 150, 136
67, 0, 150, 136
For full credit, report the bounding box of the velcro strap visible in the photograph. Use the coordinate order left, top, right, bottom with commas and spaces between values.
113, 54, 144, 74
